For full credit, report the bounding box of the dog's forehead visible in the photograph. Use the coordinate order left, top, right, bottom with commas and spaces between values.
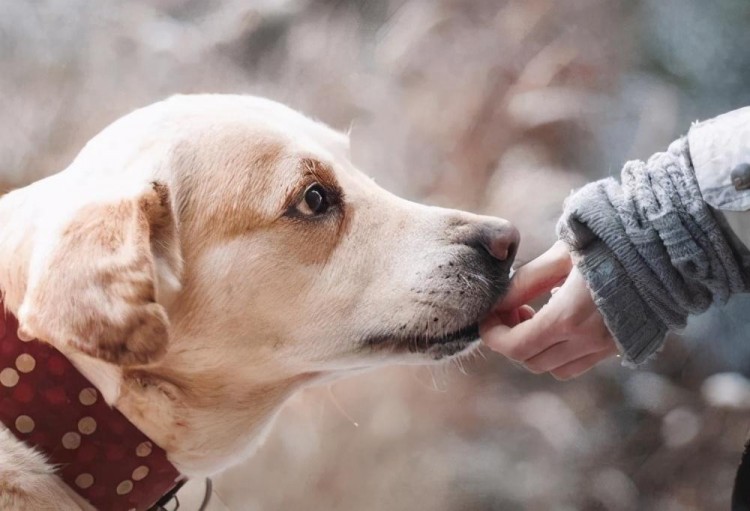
160, 95, 354, 188
168, 98, 349, 187
166, 94, 350, 158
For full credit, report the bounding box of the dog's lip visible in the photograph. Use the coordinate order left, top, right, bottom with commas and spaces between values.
423, 324, 481, 359
365, 322, 481, 358
424, 322, 480, 346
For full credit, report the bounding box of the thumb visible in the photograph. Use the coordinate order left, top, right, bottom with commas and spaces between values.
497, 241, 573, 311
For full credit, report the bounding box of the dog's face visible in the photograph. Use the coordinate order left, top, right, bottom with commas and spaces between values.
164, 96, 517, 381
12, 94, 517, 388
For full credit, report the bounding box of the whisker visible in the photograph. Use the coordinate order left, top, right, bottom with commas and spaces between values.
430, 365, 448, 392
411, 366, 444, 392
455, 357, 468, 375
326, 384, 359, 428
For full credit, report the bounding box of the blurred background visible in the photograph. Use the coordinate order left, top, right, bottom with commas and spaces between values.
3, 0, 750, 509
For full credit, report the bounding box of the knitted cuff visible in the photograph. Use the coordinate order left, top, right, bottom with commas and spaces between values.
573, 239, 668, 365
556, 178, 673, 365
556, 137, 745, 365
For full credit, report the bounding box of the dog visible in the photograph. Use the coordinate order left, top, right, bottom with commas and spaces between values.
0, 94, 518, 510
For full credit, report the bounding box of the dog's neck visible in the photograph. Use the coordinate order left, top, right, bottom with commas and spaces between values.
52, 331, 312, 476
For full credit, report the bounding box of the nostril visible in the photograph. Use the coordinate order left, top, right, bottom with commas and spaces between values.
484, 224, 520, 263
452, 216, 520, 264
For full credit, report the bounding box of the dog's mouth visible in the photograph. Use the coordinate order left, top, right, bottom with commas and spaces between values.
364, 253, 512, 361
365, 322, 481, 360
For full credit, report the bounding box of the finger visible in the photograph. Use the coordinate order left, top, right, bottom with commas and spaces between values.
498, 308, 521, 328
523, 336, 608, 374
549, 346, 618, 381
498, 241, 573, 311
500, 306, 537, 328
480, 305, 535, 330
481, 309, 563, 362
481, 309, 515, 330
518, 305, 535, 322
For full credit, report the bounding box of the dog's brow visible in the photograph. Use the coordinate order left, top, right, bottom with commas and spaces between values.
300, 157, 338, 189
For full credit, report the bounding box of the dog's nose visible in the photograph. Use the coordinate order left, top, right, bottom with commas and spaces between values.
476, 220, 520, 264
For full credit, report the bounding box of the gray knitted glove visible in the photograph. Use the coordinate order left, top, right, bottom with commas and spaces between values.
557, 137, 746, 365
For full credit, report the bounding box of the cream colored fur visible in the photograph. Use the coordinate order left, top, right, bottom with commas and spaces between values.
0, 95, 515, 509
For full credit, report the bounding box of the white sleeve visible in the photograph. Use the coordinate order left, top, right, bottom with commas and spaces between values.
689, 107, 750, 248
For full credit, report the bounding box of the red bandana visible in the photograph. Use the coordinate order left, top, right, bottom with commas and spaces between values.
0, 306, 184, 511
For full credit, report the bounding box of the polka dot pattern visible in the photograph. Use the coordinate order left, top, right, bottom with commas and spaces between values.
79, 387, 97, 406
136, 441, 152, 458
62, 431, 81, 450
0, 367, 19, 387
15, 414, 34, 433
132, 466, 149, 481
75, 473, 95, 489
0, 308, 183, 511
117, 480, 134, 495
15, 353, 35, 373
78, 416, 97, 435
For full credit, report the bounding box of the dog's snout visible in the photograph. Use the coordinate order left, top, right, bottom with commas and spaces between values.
449, 216, 520, 265
475, 220, 520, 264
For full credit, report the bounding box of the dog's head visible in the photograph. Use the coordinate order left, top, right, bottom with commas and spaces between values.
9, 94, 517, 388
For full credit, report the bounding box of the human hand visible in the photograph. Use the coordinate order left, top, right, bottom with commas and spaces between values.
480, 241, 619, 380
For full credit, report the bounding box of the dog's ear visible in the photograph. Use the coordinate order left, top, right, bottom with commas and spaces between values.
17, 181, 182, 366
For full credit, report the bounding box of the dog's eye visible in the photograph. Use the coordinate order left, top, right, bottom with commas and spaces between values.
298, 183, 329, 216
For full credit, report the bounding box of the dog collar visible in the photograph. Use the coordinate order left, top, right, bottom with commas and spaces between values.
0, 305, 184, 511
